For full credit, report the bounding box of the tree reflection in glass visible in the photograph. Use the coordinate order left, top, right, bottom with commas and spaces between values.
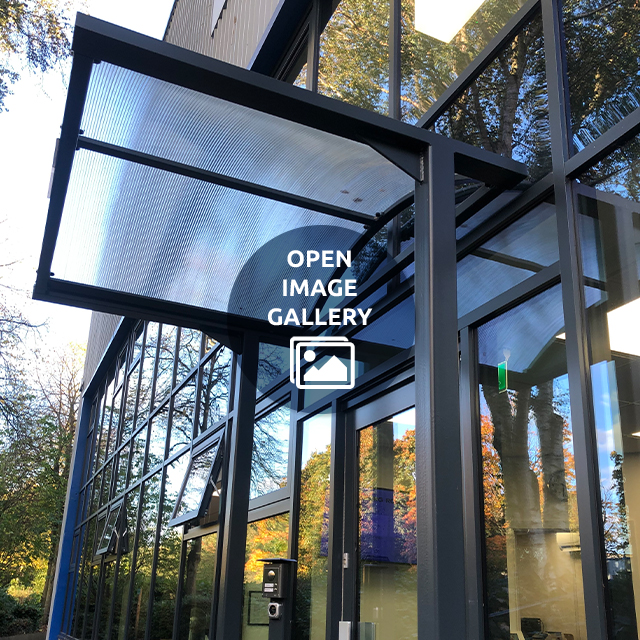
149, 454, 189, 640
318, 0, 389, 115
129, 472, 161, 640
174, 443, 221, 521
176, 328, 202, 384
479, 287, 586, 639
112, 489, 139, 640
179, 533, 218, 640
155, 325, 178, 406
170, 376, 196, 456
294, 411, 331, 640
564, 0, 640, 152
434, 14, 551, 182
250, 403, 291, 499
198, 346, 232, 434
137, 323, 159, 426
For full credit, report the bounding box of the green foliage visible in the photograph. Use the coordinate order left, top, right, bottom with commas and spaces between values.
0, 0, 72, 109
0, 588, 43, 635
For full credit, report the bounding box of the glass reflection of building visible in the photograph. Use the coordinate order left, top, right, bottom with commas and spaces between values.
40, 0, 640, 639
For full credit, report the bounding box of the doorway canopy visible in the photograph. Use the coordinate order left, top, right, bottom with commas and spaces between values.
34, 13, 528, 335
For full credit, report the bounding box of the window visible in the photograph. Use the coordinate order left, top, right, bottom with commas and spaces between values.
170, 435, 225, 526
95, 503, 122, 556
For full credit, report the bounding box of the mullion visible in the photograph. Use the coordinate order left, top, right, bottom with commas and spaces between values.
541, 0, 610, 636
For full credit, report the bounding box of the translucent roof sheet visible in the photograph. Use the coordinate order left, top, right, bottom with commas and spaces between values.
80, 63, 413, 216
52, 150, 362, 315
36, 14, 527, 329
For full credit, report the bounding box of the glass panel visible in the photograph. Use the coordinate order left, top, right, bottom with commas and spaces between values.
177, 328, 202, 382
97, 563, 115, 640
564, 0, 640, 153
358, 408, 417, 639
434, 14, 551, 182
122, 362, 139, 442
574, 143, 640, 637
129, 472, 161, 640
116, 348, 127, 389
98, 383, 112, 467
129, 426, 148, 487
203, 334, 218, 355
116, 444, 130, 496
101, 461, 113, 507
318, 225, 389, 319
98, 505, 121, 553
478, 286, 587, 639
174, 441, 222, 520
90, 475, 101, 515
83, 566, 99, 640
250, 403, 291, 499
155, 325, 178, 405
458, 199, 559, 319
257, 343, 288, 396
79, 62, 407, 216
54, 150, 367, 319
73, 517, 96, 638
318, 0, 389, 114
108, 389, 123, 454
179, 533, 218, 640
133, 323, 144, 364
112, 490, 139, 640
294, 411, 332, 640
170, 376, 196, 456
138, 323, 158, 426
401, 0, 526, 123
197, 346, 232, 434
242, 513, 289, 640
149, 454, 189, 640
148, 403, 170, 470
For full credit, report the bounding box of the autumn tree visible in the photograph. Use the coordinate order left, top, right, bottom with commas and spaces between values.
0, 0, 73, 109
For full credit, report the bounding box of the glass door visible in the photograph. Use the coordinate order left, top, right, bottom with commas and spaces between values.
343, 387, 417, 640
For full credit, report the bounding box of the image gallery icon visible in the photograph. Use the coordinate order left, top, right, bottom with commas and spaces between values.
290, 336, 356, 390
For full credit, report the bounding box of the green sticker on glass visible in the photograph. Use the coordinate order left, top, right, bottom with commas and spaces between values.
498, 360, 508, 393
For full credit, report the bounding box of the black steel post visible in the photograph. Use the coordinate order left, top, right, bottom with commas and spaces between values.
214, 333, 259, 640
541, 0, 609, 637
414, 142, 467, 639
458, 326, 484, 640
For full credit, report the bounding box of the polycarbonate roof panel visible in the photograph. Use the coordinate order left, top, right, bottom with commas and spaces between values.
51, 149, 363, 317
80, 63, 413, 215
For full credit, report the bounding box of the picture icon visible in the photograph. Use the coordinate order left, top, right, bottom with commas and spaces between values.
290, 336, 355, 390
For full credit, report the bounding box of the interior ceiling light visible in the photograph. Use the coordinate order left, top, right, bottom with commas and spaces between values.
415, 0, 487, 43
607, 298, 640, 358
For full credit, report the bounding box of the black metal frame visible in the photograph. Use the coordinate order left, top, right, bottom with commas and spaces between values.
46, 0, 640, 638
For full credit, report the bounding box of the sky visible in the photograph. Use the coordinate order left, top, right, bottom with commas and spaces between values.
0, 0, 175, 351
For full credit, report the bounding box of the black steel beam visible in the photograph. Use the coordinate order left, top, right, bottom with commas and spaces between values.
34, 54, 93, 299
77, 136, 376, 226
70, 13, 527, 186
32, 278, 304, 348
